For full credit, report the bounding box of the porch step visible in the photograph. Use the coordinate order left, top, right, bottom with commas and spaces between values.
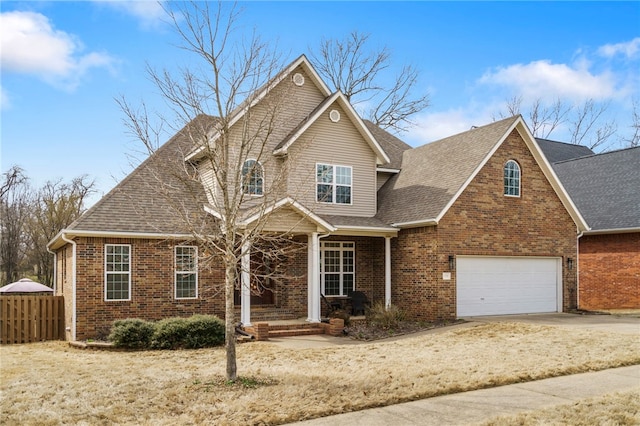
267, 327, 325, 338
235, 306, 298, 322
244, 321, 327, 339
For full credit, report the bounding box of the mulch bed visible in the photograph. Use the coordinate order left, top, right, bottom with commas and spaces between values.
343, 319, 466, 341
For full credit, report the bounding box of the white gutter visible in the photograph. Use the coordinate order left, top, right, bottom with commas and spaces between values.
376, 168, 400, 173
391, 218, 438, 229
582, 227, 639, 235
61, 233, 77, 342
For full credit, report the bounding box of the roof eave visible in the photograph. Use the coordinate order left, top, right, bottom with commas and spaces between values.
48, 229, 194, 251
582, 227, 640, 236
332, 225, 399, 237
391, 218, 438, 229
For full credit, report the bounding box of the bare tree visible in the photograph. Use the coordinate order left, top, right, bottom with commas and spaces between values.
500, 96, 571, 139
497, 97, 616, 151
118, 1, 310, 381
310, 31, 430, 133
25, 176, 95, 286
620, 97, 639, 148
569, 99, 617, 150
0, 166, 31, 284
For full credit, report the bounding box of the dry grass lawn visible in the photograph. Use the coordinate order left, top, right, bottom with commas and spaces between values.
1, 322, 639, 425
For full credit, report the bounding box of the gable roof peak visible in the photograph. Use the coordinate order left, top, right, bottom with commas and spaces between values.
273, 90, 391, 165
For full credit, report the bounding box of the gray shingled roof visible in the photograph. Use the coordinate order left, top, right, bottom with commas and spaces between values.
552, 146, 640, 231
376, 116, 519, 225
319, 214, 397, 230
536, 138, 594, 163
364, 121, 412, 170
66, 115, 215, 235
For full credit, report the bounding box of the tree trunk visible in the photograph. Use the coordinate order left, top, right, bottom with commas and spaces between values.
224, 260, 237, 381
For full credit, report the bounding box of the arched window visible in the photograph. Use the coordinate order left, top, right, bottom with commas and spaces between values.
242, 159, 263, 196
504, 160, 521, 197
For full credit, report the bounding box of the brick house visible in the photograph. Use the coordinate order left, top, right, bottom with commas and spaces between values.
48, 55, 588, 341
551, 147, 640, 310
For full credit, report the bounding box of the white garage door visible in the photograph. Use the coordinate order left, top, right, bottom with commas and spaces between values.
457, 257, 560, 317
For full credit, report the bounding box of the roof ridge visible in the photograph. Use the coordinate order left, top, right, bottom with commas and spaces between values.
412, 115, 519, 152
553, 145, 640, 165
535, 137, 589, 148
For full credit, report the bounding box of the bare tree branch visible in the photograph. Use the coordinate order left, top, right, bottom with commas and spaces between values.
310, 31, 429, 133
569, 99, 617, 150
620, 97, 640, 148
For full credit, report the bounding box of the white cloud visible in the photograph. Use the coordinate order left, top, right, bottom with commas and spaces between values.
405, 104, 498, 146
598, 37, 640, 59
0, 11, 116, 90
92, 0, 167, 29
479, 60, 619, 103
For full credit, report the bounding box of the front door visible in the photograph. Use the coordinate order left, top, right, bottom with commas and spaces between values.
234, 251, 275, 305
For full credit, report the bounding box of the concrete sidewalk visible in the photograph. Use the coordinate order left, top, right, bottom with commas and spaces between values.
290, 365, 640, 425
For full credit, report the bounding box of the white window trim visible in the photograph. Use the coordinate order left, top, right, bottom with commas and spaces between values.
104, 244, 132, 302
315, 163, 353, 205
242, 158, 264, 197
504, 160, 521, 198
320, 241, 355, 297
175, 246, 198, 299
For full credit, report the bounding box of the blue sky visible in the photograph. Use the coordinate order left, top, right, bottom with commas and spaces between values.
1, 1, 639, 207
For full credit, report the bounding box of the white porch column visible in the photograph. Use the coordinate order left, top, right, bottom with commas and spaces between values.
241, 239, 251, 326
307, 232, 321, 322
385, 236, 392, 309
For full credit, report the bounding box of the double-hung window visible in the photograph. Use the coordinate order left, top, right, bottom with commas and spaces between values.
175, 246, 198, 299
320, 242, 355, 296
316, 164, 352, 204
105, 244, 131, 301
504, 160, 521, 197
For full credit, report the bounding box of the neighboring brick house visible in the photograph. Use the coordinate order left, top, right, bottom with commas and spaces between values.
48, 55, 588, 341
551, 147, 640, 310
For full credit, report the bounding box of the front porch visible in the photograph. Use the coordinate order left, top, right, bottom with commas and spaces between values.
237, 232, 395, 328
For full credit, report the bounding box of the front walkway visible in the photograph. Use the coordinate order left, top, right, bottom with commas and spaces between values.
289, 365, 640, 425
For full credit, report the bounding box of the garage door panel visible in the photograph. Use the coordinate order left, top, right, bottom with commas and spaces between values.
457, 257, 559, 317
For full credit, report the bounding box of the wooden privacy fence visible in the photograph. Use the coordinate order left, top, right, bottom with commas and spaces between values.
0, 296, 65, 344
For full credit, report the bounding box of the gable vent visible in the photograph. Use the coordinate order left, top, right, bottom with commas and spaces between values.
329, 109, 341, 123
292, 73, 305, 86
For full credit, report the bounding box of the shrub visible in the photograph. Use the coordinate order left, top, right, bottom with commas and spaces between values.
151, 317, 190, 350
108, 318, 155, 349
183, 315, 225, 349
151, 315, 225, 350
366, 301, 405, 329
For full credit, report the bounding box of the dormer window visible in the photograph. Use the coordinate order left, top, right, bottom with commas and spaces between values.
316, 164, 352, 204
242, 159, 263, 196
504, 160, 521, 197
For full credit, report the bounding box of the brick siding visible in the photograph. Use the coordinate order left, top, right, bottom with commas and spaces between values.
578, 232, 640, 310
58, 235, 386, 340
392, 129, 578, 321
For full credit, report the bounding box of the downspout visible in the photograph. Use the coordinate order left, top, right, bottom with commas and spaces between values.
61, 233, 77, 342
576, 230, 584, 310
46, 246, 57, 294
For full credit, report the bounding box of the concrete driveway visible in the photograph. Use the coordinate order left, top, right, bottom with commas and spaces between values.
464, 312, 640, 335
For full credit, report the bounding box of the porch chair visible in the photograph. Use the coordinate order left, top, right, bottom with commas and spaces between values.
349, 291, 370, 316
321, 293, 342, 312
